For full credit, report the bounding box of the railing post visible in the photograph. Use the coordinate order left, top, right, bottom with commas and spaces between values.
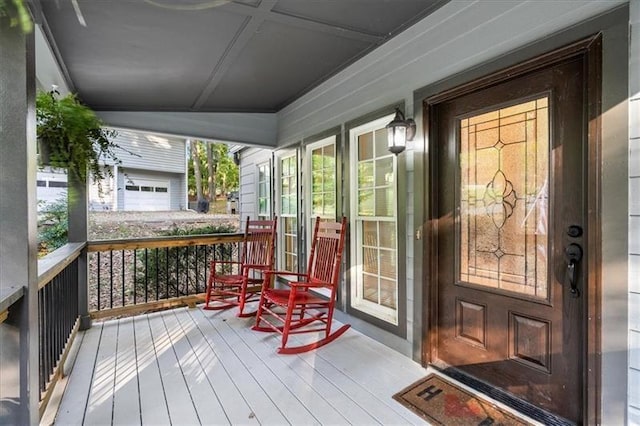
0, 18, 39, 425
68, 177, 91, 330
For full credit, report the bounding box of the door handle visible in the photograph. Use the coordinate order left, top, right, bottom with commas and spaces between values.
565, 243, 583, 298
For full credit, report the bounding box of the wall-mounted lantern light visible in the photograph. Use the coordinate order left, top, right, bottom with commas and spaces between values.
386, 107, 416, 155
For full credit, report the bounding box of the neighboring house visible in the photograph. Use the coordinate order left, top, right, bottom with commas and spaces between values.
37, 129, 188, 212
36, 167, 68, 207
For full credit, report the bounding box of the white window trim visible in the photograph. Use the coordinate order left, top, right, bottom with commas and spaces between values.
305, 135, 337, 238
275, 149, 298, 272
305, 135, 337, 297
256, 161, 271, 219
349, 113, 399, 325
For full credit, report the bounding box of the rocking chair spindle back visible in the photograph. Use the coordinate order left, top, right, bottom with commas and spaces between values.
204, 217, 277, 317
252, 217, 349, 354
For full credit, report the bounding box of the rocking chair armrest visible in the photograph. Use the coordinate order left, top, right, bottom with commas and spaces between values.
210, 260, 242, 266
242, 263, 272, 269
288, 281, 330, 289
263, 270, 308, 278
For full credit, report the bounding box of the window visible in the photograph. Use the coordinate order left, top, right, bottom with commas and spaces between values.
306, 136, 336, 224
49, 181, 68, 188
349, 114, 399, 325
279, 154, 297, 272
257, 162, 271, 219
306, 136, 337, 237
155, 187, 168, 193
305, 136, 337, 295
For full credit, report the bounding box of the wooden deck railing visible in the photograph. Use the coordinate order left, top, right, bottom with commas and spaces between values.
87, 233, 244, 319
31, 233, 243, 417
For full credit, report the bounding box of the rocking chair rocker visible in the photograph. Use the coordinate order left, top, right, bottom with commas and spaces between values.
252, 217, 349, 354
203, 217, 277, 317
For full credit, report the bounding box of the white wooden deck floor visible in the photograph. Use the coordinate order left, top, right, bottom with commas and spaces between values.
53, 306, 430, 425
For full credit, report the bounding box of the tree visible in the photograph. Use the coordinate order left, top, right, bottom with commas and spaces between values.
215, 149, 239, 195
190, 139, 204, 201
188, 140, 239, 202
206, 142, 216, 201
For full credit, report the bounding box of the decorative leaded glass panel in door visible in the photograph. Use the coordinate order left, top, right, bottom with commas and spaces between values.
459, 97, 549, 299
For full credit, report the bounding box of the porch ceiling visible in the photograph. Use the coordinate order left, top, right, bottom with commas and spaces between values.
36, 0, 447, 113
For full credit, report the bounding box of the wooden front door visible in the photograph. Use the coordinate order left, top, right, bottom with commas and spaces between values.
428, 50, 590, 423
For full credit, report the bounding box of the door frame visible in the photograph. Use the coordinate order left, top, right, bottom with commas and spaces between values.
422, 34, 602, 425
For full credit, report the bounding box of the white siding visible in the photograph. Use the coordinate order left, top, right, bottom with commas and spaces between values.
37, 167, 118, 212
107, 129, 186, 173
37, 168, 68, 207
89, 166, 116, 211
631, 1, 640, 419
238, 148, 272, 224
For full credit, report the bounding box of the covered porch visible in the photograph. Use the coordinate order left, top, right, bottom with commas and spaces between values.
1, 0, 639, 424
49, 305, 430, 425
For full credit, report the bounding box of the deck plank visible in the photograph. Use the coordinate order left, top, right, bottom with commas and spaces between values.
54, 324, 102, 425
229, 314, 382, 425
162, 310, 230, 425
133, 315, 171, 425
280, 324, 427, 425
56, 306, 431, 426
189, 308, 290, 425
221, 314, 351, 425
203, 310, 319, 425
83, 321, 118, 425
147, 311, 201, 425
173, 309, 260, 425
294, 329, 428, 425
112, 317, 141, 425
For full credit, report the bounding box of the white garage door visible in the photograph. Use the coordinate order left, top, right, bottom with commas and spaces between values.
124, 178, 170, 211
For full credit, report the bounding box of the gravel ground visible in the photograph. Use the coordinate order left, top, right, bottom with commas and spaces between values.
88, 210, 240, 240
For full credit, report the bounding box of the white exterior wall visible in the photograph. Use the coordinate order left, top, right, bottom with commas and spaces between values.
89, 166, 116, 211
108, 129, 186, 173
629, 1, 640, 423
238, 147, 272, 224
106, 129, 187, 211
37, 168, 69, 207
36, 129, 188, 211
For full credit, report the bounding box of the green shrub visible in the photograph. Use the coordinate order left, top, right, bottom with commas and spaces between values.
133, 224, 239, 300
38, 198, 68, 255
161, 223, 237, 236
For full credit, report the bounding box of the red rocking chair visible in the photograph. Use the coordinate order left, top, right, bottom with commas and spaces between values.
252, 217, 349, 354
204, 217, 277, 317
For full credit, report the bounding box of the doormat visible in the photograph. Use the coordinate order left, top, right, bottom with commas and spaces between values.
393, 374, 533, 426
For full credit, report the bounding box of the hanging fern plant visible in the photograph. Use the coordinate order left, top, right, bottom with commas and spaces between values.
0, 0, 33, 33
36, 90, 133, 185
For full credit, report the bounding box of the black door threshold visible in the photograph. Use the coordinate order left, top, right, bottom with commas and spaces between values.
439, 367, 575, 426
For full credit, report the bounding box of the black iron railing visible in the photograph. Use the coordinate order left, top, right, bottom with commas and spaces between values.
37, 242, 84, 414
87, 233, 242, 318
38, 259, 79, 394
